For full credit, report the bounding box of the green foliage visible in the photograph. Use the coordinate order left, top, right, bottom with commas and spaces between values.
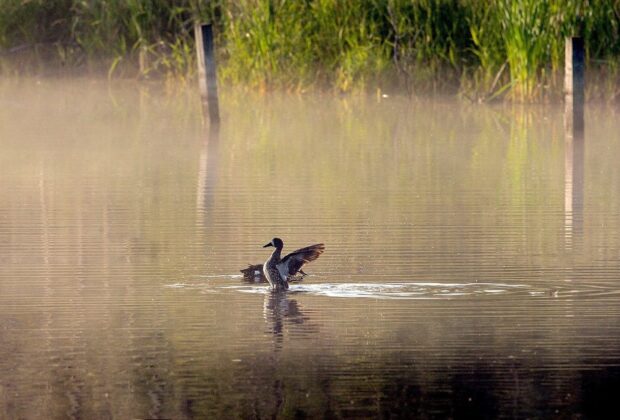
218, 0, 313, 90
1, 0, 620, 100
218, 0, 390, 91
499, 0, 556, 100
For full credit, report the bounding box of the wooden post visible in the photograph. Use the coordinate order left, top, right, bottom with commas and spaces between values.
138, 44, 148, 76
195, 23, 220, 124
564, 37, 584, 136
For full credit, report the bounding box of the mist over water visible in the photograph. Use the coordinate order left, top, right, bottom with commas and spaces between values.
1, 79, 620, 418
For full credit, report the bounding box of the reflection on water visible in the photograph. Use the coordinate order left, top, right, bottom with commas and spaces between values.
1, 79, 620, 418
564, 125, 584, 250
263, 293, 310, 339
196, 123, 219, 221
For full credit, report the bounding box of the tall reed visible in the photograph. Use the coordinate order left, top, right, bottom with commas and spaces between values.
1, 0, 620, 101
499, 0, 556, 101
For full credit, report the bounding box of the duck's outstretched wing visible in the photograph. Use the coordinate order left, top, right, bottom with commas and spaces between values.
278, 243, 325, 277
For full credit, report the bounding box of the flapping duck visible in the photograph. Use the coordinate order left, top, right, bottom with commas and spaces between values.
259, 238, 325, 291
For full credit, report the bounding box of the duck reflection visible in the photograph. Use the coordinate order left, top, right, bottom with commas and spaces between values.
263, 292, 308, 337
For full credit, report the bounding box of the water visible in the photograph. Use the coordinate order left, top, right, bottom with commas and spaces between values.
1, 79, 620, 418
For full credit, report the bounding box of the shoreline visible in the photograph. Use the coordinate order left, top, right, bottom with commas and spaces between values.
1, 64, 619, 105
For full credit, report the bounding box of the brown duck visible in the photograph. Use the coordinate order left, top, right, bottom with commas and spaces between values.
261, 238, 325, 291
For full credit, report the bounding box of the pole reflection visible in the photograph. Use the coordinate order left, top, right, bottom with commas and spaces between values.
196, 123, 220, 223
564, 119, 584, 251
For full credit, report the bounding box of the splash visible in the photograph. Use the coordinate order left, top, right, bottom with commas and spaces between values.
214, 282, 529, 300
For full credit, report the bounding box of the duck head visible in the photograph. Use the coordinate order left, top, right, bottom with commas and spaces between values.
263, 237, 284, 249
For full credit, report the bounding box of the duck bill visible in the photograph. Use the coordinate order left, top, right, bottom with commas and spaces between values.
263, 242, 273, 248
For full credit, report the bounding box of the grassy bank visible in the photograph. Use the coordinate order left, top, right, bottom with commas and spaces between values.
1, 0, 619, 101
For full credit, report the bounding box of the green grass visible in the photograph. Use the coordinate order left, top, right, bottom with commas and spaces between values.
1, 0, 620, 101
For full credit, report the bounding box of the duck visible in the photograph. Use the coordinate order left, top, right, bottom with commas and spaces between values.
262, 238, 325, 291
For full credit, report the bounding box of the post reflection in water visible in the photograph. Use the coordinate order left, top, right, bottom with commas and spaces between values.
196, 123, 220, 222
564, 117, 585, 250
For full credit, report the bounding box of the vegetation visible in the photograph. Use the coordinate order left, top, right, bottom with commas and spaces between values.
1, 0, 620, 101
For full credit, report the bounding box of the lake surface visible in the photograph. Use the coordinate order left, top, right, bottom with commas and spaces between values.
1, 79, 620, 419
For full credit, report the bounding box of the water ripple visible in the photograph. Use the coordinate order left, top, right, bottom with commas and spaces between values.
163, 280, 620, 301
234, 282, 528, 299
